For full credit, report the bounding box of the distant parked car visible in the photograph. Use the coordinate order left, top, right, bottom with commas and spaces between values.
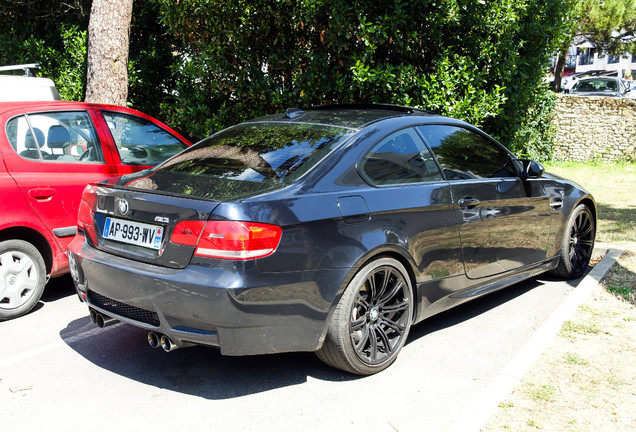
0, 101, 191, 320
570, 76, 630, 97
68, 104, 596, 375
0, 63, 60, 101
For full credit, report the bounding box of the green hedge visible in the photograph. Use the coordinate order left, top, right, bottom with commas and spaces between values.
155, 0, 576, 160
1, 1, 577, 160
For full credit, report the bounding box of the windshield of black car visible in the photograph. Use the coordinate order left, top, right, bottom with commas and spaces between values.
125, 122, 355, 200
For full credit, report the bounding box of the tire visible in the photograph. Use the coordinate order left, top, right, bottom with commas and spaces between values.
317, 257, 414, 375
0, 240, 47, 321
550, 204, 595, 279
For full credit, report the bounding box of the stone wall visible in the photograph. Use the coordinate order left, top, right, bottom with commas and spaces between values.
552, 94, 636, 162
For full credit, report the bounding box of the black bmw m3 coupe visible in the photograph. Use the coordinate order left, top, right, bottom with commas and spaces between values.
68, 104, 596, 375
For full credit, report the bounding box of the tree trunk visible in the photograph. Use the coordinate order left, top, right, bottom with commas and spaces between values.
552, 47, 568, 93
85, 0, 134, 105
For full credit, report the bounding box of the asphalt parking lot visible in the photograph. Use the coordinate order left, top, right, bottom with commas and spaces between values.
1, 266, 597, 432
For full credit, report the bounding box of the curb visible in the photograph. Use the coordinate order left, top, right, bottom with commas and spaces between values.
446, 245, 625, 432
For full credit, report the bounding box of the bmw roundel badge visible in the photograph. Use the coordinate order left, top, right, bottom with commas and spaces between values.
118, 198, 129, 215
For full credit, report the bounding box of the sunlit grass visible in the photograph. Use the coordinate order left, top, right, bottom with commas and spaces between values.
543, 161, 636, 244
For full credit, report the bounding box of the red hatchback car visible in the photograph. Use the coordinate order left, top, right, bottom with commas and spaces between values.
0, 101, 191, 320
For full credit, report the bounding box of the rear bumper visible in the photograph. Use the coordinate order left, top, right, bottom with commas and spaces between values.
68, 234, 348, 356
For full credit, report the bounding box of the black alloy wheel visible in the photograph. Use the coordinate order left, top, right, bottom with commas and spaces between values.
317, 257, 414, 375
552, 204, 595, 279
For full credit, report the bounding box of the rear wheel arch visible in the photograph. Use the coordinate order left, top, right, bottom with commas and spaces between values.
329, 247, 420, 325
362, 251, 418, 321
0, 227, 53, 275
317, 255, 415, 374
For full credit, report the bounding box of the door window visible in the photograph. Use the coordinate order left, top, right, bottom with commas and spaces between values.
360, 128, 442, 185
417, 125, 517, 180
6, 111, 104, 162
102, 111, 186, 165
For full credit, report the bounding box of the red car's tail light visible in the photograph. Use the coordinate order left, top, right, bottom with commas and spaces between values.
77, 184, 98, 244
171, 220, 282, 260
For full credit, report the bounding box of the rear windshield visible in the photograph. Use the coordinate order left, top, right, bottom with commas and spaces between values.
124, 122, 355, 200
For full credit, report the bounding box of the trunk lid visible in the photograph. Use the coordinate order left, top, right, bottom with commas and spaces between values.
90, 185, 219, 268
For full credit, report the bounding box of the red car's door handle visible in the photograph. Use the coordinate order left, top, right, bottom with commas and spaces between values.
28, 187, 57, 200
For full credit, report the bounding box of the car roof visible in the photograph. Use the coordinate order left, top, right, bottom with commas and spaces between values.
0, 101, 171, 125
0, 75, 60, 102
246, 104, 442, 130
578, 76, 618, 81
0, 100, 127, 114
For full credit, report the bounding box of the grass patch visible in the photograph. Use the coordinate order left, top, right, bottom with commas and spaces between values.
543, 161, 636, 244
560, 320, 600, 338
523, 383, 556, 402
600, 250, 636, 305
544, 162, 636, 305
563, 352, 589, 366
607, 285, 632, 300
607, 375, 628, 388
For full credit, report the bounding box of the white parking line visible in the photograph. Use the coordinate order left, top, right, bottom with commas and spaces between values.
0, 322, 123, 369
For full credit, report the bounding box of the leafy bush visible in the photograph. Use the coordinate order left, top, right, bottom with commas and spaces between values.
155, 0, 577, 157
1, 0, 577, 159
0, 1, 89, 101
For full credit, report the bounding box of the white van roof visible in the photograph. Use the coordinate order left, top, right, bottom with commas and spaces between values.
0, 64, 61, 102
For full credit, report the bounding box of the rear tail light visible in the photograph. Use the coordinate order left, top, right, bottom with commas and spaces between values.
170, 220, 206, 247
77, 184, 98, 245
170, 220, 282, 260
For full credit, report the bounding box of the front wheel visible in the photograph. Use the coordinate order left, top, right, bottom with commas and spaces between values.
317, 257, 414, 375
551, 204, 595, 279
0, 240, 47, 320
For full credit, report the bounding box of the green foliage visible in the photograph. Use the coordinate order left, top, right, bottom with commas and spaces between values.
0, 0, 184, 124
0, 1, 90, 100
155, 0, 578, 157
580, 0, 636, 53
127, 1, 187, 120
506, 90, 557, 161
2, 0, 579, 158
32, 26, 87, 101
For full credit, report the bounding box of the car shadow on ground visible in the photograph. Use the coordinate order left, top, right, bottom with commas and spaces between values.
59, 273, 583, 400
407, 272, 584, 342
29, 274, 76, 314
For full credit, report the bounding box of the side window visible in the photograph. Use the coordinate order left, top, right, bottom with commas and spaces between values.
102, 111, 186, 165
360, 128, 442, 185
6, 111, 104, 163
417, 125, 516, 180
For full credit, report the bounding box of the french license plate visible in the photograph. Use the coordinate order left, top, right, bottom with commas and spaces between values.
102, 217, 163, 250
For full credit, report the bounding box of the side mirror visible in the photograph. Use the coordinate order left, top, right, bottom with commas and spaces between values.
525, 160, 544, 178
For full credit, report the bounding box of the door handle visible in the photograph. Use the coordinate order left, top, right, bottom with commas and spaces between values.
28, 187, 57, 200
458, 197, 480, 208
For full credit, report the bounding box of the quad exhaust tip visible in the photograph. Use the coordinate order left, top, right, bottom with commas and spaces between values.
88, 312, 181, 353
147, 331, 160, 349
147, 332, 179, 352
160, 334, 179, 352
89, 309, 117, 328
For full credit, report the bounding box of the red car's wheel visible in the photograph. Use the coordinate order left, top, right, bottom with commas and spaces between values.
0, 240, 47, 320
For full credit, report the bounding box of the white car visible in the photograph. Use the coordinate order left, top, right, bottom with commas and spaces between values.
0, 64, 60, 102
570, 76, 630, 98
